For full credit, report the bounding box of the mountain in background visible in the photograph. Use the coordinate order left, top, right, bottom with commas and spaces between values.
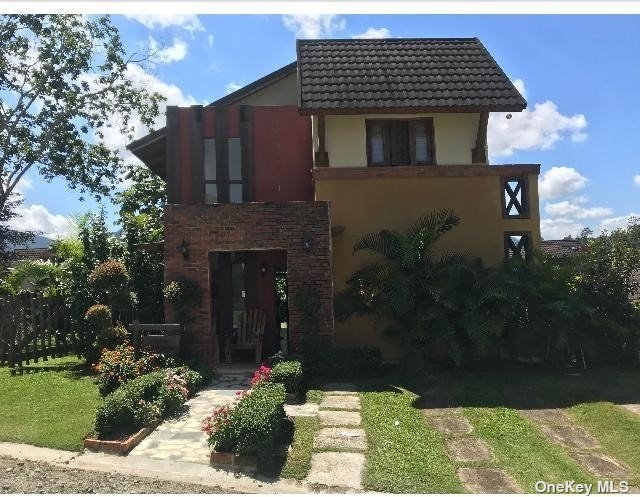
10, 234, 53, 250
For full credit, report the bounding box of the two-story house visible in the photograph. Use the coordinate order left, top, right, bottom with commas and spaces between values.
129, 38, 540, 365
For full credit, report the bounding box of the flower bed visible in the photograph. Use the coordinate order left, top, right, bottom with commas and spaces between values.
202, 379, 286, 470
86, 366, 202, 454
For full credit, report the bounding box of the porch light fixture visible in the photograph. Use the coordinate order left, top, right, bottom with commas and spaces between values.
302, 235, 314, 254
260, 261, 268, 276
178, 239, 190, 259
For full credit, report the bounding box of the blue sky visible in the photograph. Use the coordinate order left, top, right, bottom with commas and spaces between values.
12, 14, 640, 240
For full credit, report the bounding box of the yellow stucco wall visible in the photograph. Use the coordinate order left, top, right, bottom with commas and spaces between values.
236, 73, 298, 106
314, 113, 481, 167
315, 171, 540, 359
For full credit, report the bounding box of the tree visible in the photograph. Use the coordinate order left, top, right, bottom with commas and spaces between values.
115, 164, 166, 322
0, 14, 163, 242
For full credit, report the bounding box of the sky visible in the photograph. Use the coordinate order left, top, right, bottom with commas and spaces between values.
11, 14, 640, 241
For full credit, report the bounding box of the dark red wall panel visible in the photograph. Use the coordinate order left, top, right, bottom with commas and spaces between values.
252, 106, 313, 202
203, 107, 216, 138
178, 108, 192, 203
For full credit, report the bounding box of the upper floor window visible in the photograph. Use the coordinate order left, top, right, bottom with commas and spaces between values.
204, 137, 243, 204
366, 119, 434, 167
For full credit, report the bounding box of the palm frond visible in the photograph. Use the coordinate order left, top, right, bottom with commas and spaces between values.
352, 229, 404, 259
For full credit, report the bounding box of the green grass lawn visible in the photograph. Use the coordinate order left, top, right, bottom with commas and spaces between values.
280, 416, 319, 480
568, 401, 640, 487
0, 356, 100, 451
464, 407, 596, 492
360, 384, 463, 493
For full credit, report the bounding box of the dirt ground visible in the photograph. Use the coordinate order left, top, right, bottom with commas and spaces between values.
0, 457, 232, 494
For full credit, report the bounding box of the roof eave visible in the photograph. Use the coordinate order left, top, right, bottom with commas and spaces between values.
298, 103, 527, 115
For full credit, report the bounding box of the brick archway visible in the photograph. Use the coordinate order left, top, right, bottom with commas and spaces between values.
164, 202, 334, 365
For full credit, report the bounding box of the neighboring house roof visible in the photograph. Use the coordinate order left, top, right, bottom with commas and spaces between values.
540, 240, 584, 258
296, 38, 527, 113
12, 248, 53, 261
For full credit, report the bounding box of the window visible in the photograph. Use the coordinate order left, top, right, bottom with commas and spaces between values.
228, 138, 243, 203
366, 119, 434, 167
203, 137, 244, 204
504, 232, 532, 262
502, 176, 529, 218
204, 138, 217, 203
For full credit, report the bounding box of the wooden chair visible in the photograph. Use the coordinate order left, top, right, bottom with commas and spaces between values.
225, 309, 266, 364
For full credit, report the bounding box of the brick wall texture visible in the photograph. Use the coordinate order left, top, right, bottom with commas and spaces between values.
164, 202, 334, 365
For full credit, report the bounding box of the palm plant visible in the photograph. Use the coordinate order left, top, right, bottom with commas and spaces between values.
335, 209, 509, 366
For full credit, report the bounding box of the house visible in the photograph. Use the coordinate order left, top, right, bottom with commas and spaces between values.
128, 38, 541, 365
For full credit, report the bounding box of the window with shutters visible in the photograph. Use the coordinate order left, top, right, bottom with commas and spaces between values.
366, 119, 434, 167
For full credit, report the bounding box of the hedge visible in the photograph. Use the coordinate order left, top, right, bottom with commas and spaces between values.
270, 360, 303, 393
205, 382, 286, 456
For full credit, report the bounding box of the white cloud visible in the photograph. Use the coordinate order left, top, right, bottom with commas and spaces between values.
538, 166, 588, 201
540, 218, 585, 240
148, 37, 188, 64
125, 15, 204, 33
282, 15, 346, 39
488, 79, 587, 157
599, 213, 640, 233
13, 177, 33, 195
9, 204, 71, 239
544, 200, 612, 219
225, 82, 243, 95
634, 174, 640, 187
352, 27, 391, 39
512, 78, 527, 99
83, 63, 198, 168
207, 34, 215, 48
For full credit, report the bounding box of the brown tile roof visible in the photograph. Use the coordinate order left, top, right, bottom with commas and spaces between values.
540, 240, 584, 259
12, 248, 54, 261
296, 38, 527, 113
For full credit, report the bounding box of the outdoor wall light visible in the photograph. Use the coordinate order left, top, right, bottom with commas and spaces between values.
178, 239, 190, 259
260, 261, 268, 276
302, 235, 314, 253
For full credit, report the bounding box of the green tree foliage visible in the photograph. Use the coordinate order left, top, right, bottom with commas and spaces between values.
0, 14, 163, 268
1, 259, 62, 296
115, 164, 166, 322
336, 211, 639, 370
570, 218, 640, 366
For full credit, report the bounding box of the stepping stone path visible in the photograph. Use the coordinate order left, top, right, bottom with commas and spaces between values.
420, 387, 521, 493
306, 382, 367, 490
519, 408, 630, 479
130, 370, 251, 464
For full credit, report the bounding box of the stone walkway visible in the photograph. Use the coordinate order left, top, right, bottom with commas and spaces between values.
130, 369, 252, 464
519, 408, 630, 479
420, 386, 522, 494
305, 382, 367, 491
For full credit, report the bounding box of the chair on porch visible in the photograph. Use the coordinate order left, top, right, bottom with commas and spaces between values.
224, 309, 266, 364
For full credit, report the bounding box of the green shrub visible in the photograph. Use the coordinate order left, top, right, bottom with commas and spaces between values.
94, 324, 128, 355
302, 338, 382, 379
270, 360, 303, 393
95, 343, 168, 396
94, 371, 165, 438
172, 365, 204, 396
176, 357, 215, 385
88, 260, 129, 295
202, 382, 286, 456
163, 278, 201, 324
94, 367, 197, 438
85, 304, 112, 331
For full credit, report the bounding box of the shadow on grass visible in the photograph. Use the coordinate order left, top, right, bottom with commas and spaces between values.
404, 368, 640, 412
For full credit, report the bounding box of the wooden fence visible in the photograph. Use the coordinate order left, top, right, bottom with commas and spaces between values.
0, 294, 72, 375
